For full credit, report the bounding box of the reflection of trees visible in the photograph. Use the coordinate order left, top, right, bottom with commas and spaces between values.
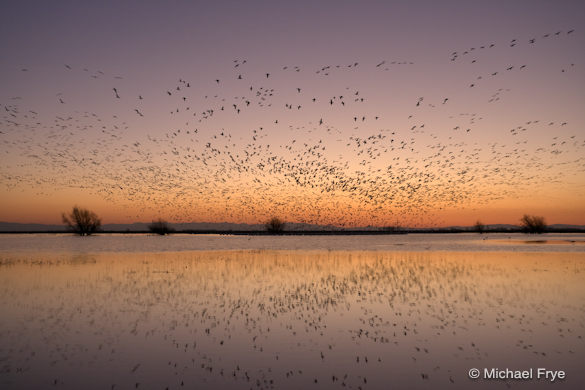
67, 255, 97, 265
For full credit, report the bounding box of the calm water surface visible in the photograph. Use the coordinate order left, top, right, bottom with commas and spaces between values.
1, 233, 584, 252
1, 234, 584, 389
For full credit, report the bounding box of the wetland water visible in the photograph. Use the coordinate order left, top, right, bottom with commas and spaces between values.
1, 234, 584, 389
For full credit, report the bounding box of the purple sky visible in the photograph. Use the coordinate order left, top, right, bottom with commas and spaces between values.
1, 1, 584, 226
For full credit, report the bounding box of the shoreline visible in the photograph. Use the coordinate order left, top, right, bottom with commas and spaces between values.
1, 228, 585, 235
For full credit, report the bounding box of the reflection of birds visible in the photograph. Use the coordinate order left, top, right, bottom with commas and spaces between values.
3, 242, 578, 390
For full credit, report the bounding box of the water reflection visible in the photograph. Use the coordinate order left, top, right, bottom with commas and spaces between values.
1, 250, 584, 389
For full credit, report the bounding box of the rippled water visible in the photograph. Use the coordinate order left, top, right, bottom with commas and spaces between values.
1, 235, 584, 389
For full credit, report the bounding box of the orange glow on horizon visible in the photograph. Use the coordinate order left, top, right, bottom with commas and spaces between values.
1, 3, 584, 228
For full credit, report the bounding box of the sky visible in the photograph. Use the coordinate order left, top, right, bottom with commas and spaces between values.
1, 0, 584, 227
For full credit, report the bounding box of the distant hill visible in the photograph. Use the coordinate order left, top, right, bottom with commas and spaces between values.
108, 222, 345, 232
0, 221, 583, 233
0, 221, 331, 232
548, 224, 585, 230
0, 222, 66, 232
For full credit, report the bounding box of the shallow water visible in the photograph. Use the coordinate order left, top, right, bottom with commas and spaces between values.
1, 236, 584, 389
1, 233, 584, 253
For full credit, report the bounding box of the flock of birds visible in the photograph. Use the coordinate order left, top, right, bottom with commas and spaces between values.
2, 250, 584, 389
1, 27, 583, 226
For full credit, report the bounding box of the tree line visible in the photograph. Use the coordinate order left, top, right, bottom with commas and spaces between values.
62, 206, 547, 236
61, 206, 286, 236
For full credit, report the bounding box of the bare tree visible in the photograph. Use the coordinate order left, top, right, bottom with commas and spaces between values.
62, 206, 101, 236
520, 215, 547, 234
148, 218, 174, 235
266, 217, 285, 233
474, 220, 485, 234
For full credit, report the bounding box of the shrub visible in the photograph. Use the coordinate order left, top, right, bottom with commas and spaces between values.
520, 215, 547, 234
148, 219, 174, 235
266, 217, 285, 233
474, 220, 485, 234
62, 206, 101, 236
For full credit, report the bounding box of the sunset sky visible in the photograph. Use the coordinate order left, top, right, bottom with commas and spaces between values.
1, 0, 584, 227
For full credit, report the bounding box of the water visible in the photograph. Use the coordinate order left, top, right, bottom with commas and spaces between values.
1, 234, 584, 389
1, 232, 584, 253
